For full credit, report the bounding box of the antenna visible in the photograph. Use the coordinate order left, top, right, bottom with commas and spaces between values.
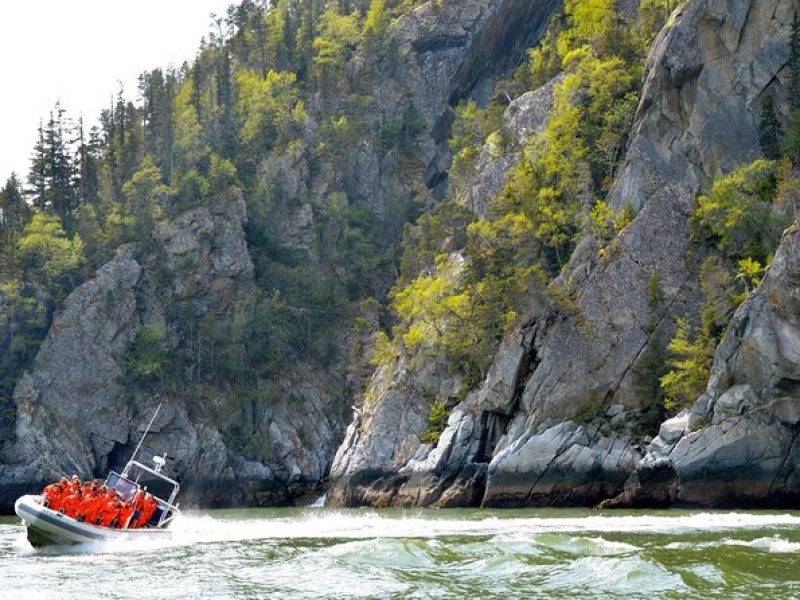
123, 403, 162, 477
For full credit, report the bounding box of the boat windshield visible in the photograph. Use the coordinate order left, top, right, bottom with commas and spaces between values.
105, 472, 139, 501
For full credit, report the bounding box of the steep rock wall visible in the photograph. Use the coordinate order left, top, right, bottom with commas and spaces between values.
327, 0, 796, 508
607, 225, 800, 508
0, 0, 564, 513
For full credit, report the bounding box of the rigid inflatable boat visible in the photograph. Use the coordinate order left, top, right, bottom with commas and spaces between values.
15, 406, 180, 547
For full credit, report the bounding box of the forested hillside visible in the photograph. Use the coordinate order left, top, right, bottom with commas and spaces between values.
2, 0, 799, 510
0, 0, 418, 448
0, 0, 559, 508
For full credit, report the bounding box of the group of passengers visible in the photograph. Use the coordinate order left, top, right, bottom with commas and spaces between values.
41, 475, 159, 529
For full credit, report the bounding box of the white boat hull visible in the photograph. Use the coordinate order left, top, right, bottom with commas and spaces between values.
14, 495, 171, 547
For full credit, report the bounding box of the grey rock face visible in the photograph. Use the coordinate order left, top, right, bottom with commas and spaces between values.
326, 71, 563, 508
0, 191, 340, 511
609, 0, 792, 212
386, 0, 560, 180
283, 0, 564, 261
328, 0, 796, 509
616, 226, 800, 507
486, 0, 793, 507
486, 422, 640, 506
0, 0, 566, 513
462, 75, 562, 218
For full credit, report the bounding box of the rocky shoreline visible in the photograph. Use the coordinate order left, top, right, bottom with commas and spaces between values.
325, 0, 800, 510
3, 0, 800, 514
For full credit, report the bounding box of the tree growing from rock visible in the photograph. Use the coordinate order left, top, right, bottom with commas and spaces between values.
759, 95, 782, 160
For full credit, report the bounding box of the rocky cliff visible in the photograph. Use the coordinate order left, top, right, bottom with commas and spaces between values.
1, 192, 302, 508
0, 0, 563, 512
3, 0, 796, 513
607, 223, 800, 508
327, 0, 798, 508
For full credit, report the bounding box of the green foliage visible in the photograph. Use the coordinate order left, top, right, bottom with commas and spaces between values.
419, 398, 450, 444
398, 201, 473, 284
775, 159, 800, 220
207, 154, 238, 192
783, 109, 800, 164
647, 270, 664, 309
574, 391, 606, 424
0, 174, 31, 238
0, 0, 696, 449
17, 213, 86, 297
363, 0, 389, 40
381, 0, 658, 396
615, 202, 635, 231
312, 5, 361, 87
392, 256, 468, 353
447, 100, 504, 196
760, 95, 782, 160
369, 330, 397, 367
122, 157, 169, 239
0, 280, 49, 375
527, 16, 564, 88
663, 156, 797, 416
633, 335, 667, 439
173, 78, 208, 173
124, 324, 172, 382
637, 0, 679, 43
172, 169, 209, 213
781, 13, 800, 164
660, 153, 793, 415
698, 256, 735, 338
692, 159, 786, 265
660, 318, 715, 412
736, 257, 764, 293
588, 200, 615, 241
790, 11, 800, 108
236, 68, 301, 160
559, 0, 615, 55
0, 0, 460, 447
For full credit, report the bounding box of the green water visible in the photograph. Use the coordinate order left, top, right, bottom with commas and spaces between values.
2, 508, 800, 598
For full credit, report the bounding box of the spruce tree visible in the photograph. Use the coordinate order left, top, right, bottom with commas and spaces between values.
785, 12, 800, 162
27, 123, 47, 212
759, 95, 782, 160
25, 104, 78, 229
0, 174, 31, 237
46, 103, 79, 230
75, 118, 101, 206
216, 47, 236, 158
790, 12, 800, 108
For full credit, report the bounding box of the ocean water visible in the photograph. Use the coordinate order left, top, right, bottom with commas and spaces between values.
2, 507, 800, 599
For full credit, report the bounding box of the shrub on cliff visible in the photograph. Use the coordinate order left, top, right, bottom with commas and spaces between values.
660, 318, 716, 411
691, 160, 787, 264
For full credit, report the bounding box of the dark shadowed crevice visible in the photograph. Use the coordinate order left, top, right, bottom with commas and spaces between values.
476, 334, 539, 463
426, 0, 564, 190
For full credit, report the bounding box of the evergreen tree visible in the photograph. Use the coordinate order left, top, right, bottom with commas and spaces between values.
363, 0, 388, 40
26, 123, 47, 212
75, 118, 101, 207
295, 0, 323, 76
759, 95, 782, 160
45, 103, 78, 228
785, 13, 800, 162
139, 68, 177, 182
25, 103, 78, 230
790, 12, 800, 109
0, 174, 31, 237
216, 47, 237, 158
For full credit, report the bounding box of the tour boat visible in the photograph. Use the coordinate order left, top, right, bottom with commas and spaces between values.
14, 405, 181, 548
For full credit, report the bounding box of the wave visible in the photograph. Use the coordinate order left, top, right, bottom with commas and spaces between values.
10, 509, 800, 555
666, 534, 800, 554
